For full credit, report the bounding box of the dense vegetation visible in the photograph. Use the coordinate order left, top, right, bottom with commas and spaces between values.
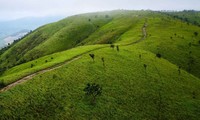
164, 10, 200, 26
0, 10, 200, 119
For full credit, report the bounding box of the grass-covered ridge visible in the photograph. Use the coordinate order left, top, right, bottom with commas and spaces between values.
0, 45, 200, 119
0, 45, 106, 86
0, 10, 200, 119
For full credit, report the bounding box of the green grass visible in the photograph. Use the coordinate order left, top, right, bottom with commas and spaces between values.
0, 45, 107, 86
0, 45, 200, 119
0, 10, 200, 120
0, 12, 112, 69
132, 16, 200, 77
165, 10, 200, 26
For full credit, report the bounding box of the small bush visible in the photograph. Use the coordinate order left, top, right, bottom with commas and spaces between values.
53, 74, 57, 79
110, 44, 115, 49
189, 42, 192, 47
0, 81, 5, 88
178, 66, 181, 75
139, 54, 141, 59
89, 54, 95, 62
144, 64, 147, 70
116, 45, 119, 52
31, 64, 34, 68
194, 32, 198, 36
156, 53, 162, 58
101, 57, 105, 66
83, 83, 102, 105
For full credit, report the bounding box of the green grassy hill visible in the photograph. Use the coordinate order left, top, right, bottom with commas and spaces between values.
0, 10, 200, 119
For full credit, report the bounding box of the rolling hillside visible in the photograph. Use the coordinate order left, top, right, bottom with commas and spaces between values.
0, 10, 200, 119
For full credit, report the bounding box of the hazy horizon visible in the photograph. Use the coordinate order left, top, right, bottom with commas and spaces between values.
0, 0, 200, 21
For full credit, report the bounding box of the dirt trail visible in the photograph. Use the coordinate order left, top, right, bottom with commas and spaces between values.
0, 23, 147, 93
0, 56, 81, 92
123, 23, 147, 46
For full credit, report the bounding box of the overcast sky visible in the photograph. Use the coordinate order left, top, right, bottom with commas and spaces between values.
0, 0, 199, 21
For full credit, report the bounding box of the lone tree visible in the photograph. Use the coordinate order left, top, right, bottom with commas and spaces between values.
194, 32, 198, 37
83, 83, 102, 105
89, 54, 95, 62
31, 64, 34, 68
178, 66, 181, 75
156, 53, 162, 58
139, 54, 141, 59
144, 64, 148, 77
101, 57, 105, 66
110, 44, 115, 49
189, 42, 192, 47
0, 81, 5, 88
116, 45, 119, 52
144, 64, 147, 70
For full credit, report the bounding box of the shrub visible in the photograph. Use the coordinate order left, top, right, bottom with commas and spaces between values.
83, 83, 102, 105
53, 74, 57, 79
89, 54, 95, 62
0, 81, 5, 89
139, 54, 141, 59
31, 64, 34, 68
156, 53, 162, 58
101, 57, 105, 66
144, 64, 147, 70
194, 32, 198, 36
189, 42, 192, 47
178, 66, 181, 75
110, 44, 115, 49
116, 45, 119, 52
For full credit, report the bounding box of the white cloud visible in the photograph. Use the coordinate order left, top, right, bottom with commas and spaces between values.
0, 0, 199, 21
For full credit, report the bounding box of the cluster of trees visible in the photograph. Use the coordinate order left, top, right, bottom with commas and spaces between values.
164, 12, 200, 27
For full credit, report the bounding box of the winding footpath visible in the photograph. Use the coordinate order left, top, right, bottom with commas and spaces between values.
0, 23, 147, 93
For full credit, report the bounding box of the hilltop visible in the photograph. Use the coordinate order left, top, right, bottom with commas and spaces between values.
0, 10, 200, 119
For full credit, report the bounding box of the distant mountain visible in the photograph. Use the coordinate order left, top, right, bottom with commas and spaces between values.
3, 29, 30, 46
0, 16, 65, 48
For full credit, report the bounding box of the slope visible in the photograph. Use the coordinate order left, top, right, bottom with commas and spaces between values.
0, 10, 155, 76
0, 12, 113, 70
130, 15, 200, 78
0, 45, 200, 120
0, 10, 200, 119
